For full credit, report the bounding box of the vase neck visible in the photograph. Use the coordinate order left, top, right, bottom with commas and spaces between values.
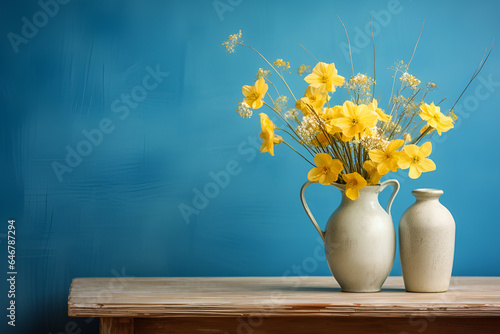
412, 188, 443, 202
334, 184, 381, 203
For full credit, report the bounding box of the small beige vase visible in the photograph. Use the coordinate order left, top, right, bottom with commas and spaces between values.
399, 189, 455, 292
300, 180, 399, 292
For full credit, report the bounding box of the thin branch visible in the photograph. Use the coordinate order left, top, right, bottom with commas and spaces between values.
337, 15, 355, 77
298, 43, 319, 63
370, 18, 376, 100
449, 39, 494, 112
408, 19, 425, 68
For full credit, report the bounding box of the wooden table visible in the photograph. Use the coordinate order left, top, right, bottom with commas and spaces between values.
68, 276, 500, 334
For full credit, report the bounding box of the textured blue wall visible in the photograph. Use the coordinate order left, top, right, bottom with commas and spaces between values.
0, 0, 499, 332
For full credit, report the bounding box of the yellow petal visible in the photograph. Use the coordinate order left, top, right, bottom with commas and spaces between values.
417, 157, 436, 173
319, 173, 335, 185
396, 152, 412, 169
314, 153, 332, 167
419, 142, 432, 157
387, 139, 404, 153
376, 163, 390, 175
368, 149, 386, 163
242, 85, 253, 97
255, 77, 265, 91
363, 160, 377, 174
369, 173, 382, 185
345, 187, 359, 200
403, 144, 419, 157
343, 101, 357, 118
408, 165, 421, 179
307, 167, 322, 181
329, 159, 344, 174
252, 99, 264, 109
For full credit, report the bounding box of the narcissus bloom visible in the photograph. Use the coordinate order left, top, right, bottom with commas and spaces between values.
369, 139, 404, 175
304, 62, 345, 92
342, 172, 367, 200
321, 105, 343, 134
333, 101, 378, 138
419, 102, 454, 135
368, 99, 391, 123
363, 160, 383, 185
307, 153, 343, 185
398, 142, 436, 179
259, 113, 283, 156
243, 78, 268, 109
295, 86, 329, 115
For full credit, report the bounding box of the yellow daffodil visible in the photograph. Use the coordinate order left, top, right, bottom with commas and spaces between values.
259, 113, 283, 156
242, 78, 268, 109
419, 102, 454, 135
397, 142, 436, 179
342, 172, 367, 200
333, 101, 378, 138
307, 153, 343, 185
295, 86, 328, 115
304, 62, 345, 92
368, 99, 391, 123
363, 160, 383, 185
321, 105, 343, 134
368, 139, 404, 175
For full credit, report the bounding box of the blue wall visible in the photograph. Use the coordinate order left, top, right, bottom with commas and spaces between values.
0, 0, 499, 332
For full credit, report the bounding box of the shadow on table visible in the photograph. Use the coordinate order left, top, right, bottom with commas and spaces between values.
258, 285, 406, 293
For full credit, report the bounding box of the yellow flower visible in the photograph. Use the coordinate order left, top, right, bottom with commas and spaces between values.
333, 101, 378, 138
222, 30, 242, 53
342, 172, 367, 200
419, 102, 454, 135
397, 142, 436, 179
449, 110, 458, 122
259, 113, 283, 156
255, 68, 271, 81
273, 58, 290, 72
295, 86, 328, 115
297, 64, 312, 76
368, 99, 391, 123
363, 160, 383, 185
242, 78, 268, 109
400, 72, 421, 88
307, 153, 343, 185
368, 139, 404, 175
321, 106, 343, 135
237, 102, 252, 118
304, 62, 345, 92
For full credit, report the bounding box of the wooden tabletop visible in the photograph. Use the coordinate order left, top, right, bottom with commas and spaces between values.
68, 276, 500, 318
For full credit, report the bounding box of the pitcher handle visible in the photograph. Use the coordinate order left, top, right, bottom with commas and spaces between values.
300, 180, 325, 242
379, 179, 400, 216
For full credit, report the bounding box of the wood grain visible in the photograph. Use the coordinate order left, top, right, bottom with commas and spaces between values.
100, 317, 133, 334
68, 276, 500, 318
134, 316, 500, 334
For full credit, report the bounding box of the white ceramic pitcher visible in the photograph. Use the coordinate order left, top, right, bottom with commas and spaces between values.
300, 179, 400, 292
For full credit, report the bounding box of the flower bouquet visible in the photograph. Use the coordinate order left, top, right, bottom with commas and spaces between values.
222, 28, 489, 200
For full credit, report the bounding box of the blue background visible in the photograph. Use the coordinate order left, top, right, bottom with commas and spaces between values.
1, 0, 499, 332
